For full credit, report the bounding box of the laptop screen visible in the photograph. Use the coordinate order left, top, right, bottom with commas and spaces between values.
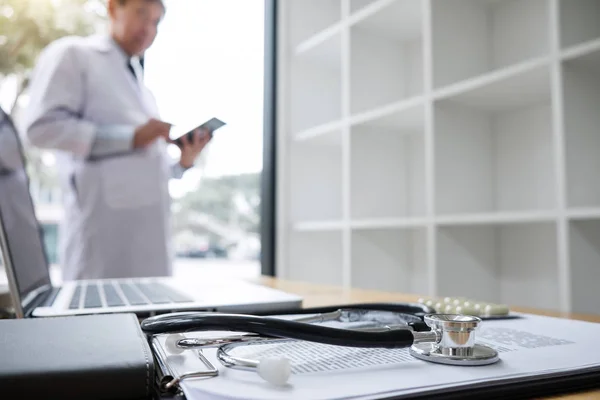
0, 107, 52, 308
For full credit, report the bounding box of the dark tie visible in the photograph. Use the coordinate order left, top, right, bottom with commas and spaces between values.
127, 60, 137, 80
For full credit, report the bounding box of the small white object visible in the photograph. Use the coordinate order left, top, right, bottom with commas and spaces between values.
455, 305, 478, 316
165, 333, 186, 355
484, 303, 510, 315
257, 356, 291, 386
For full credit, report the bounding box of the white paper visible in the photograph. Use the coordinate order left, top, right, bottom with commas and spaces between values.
151, 313, 600, 400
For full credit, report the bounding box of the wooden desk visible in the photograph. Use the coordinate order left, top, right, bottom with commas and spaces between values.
253, 276, 600, 399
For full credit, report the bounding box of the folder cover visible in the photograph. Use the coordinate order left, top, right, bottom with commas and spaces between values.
0, 313, 153, 400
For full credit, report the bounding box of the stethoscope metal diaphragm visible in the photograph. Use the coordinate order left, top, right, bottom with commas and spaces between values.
409, 314, 499, 366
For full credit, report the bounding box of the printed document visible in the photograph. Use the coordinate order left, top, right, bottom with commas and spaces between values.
152, 313, 600, 400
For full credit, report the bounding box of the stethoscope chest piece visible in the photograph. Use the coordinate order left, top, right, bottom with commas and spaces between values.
409, 314, 500, 366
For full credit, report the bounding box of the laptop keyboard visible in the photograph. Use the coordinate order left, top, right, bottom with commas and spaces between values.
68, 281, 194, 309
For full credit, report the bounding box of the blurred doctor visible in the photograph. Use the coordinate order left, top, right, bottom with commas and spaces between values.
23, 0, 210, 281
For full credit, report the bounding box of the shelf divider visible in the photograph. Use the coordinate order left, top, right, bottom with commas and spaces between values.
342, 0, 352, 290
423, 0, 436, 297
550, 0, 571, 313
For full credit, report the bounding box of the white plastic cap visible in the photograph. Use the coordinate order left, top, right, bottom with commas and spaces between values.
165, 333, 186, 355
257, 356, 291, 386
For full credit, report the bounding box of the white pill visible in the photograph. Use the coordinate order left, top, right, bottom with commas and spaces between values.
444, 304, 457, 313
455, 305, 478, 316
484, 303, 510, 315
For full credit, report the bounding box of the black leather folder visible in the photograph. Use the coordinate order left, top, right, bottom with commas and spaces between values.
0, 313, 153, 400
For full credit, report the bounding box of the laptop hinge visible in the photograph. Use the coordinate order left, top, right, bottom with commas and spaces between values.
22, 284, 58, 315
42, 287, 61, 307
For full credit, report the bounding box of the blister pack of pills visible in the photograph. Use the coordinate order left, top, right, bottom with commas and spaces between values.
417, 296, 510, 318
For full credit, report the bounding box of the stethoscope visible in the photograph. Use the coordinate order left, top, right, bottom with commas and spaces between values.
141, 303, 500, 388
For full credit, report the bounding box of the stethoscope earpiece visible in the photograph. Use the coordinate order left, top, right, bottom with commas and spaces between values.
164, 332, 186, 355
256, 356, 291, 386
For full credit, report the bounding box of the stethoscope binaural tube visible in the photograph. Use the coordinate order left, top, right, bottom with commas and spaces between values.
255, 302, 435, 318
141, 312, 426, 349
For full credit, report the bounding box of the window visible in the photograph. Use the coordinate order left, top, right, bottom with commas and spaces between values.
144, 0, 266, 279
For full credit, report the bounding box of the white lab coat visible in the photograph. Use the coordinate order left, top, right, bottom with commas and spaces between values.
24, 35, 177, 281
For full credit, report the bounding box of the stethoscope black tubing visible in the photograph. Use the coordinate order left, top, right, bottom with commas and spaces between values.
252, 303, 435, 332
141, 312, 416, 349
271, 302, 435, 318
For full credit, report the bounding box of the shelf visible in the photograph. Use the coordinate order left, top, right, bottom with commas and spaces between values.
351, 217, 428, 230
294, 23, 343, 65
294, 121, 343, 145
290, 31, 342, 135
351, 227, 428, 293
293, 220, 344, 232
436, 211, 556, 226
431, 0, 550, 89
287, 0, 341, 49
434, 60, 551, 113
560, 0, 600, 49
568, 207, 600, 221
287, 230, 343, 285
562, 38, 600, 63
349, 0, 423, 114
434, 65, 556, 215
568, 219, 600, 315
436, 222, 560, 310
350, 96, 425, 131
351, 104, 425, 219
294, 25, 344, 60
563, 45, 600, 208
289, 130, 342, 223
350, 0, 381, 14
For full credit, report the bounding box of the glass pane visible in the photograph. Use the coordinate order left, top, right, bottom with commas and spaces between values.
144, 0, 264, 280
0, 0, 265, 283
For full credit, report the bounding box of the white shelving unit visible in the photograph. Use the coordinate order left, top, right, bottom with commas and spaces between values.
276, 0, 600, 315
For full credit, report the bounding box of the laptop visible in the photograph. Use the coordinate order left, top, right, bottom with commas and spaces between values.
0, 107, 302, 318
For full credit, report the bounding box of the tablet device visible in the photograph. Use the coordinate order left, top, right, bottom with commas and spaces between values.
172, 117, 226, 147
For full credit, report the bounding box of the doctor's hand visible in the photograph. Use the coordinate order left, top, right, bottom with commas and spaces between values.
133, 119, 172, 149
177, 128, 211, 169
